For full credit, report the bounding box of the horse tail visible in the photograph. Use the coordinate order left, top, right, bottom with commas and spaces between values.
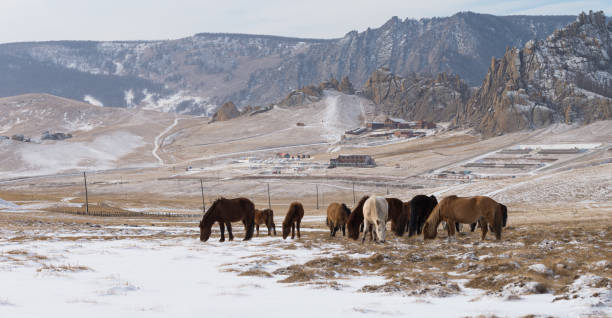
394, 210, 408, 237
408, 199, 420, 237
244, 202, 255, 240
500, 204, 508, 227
423, 204, 441, 240
492, 204, 503, 240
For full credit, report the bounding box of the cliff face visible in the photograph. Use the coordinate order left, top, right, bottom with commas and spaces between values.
361, 68, 471, 122
454, 11, 612, 136
0, 12, 574, 113
278, 77, 354, 107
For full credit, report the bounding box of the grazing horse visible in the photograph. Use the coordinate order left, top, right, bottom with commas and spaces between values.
386, 197, 408, 237
347, 196, 369, 240
198, 197, 255, 242
423, 195, 503, 241
408, 195, 438, 237
254, 208, 276, 236
362, 196, 388, 243
282, 202, 304, 239
326, 202, 351, 237
463, 203, 508, 232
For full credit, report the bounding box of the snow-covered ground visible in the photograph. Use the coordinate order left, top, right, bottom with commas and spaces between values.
0, 224, 608, 318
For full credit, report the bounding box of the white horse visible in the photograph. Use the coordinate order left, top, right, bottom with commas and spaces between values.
362, 196, 389, 243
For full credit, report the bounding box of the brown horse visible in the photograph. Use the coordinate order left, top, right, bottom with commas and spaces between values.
254, 208, 276, 236
282, 202, 304, 239
199, 197, 255, 242
326, 202, 351, 237
465, 203, 508, 232
386, 197, 409, 236
347, 195, 369, 240
423, 195, 503, 241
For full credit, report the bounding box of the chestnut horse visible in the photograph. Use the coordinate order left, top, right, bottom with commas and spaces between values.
282, 202, 304, 239
362, 196, 388, 243
347, 196, 369, 240
254, 208, 276, 236
386, 197, 409, 237
326, 202, 351, 237
462, 203, 508, 232
423, 195, 503, 241
198, 197, 255, 242
408, 195, 438, 237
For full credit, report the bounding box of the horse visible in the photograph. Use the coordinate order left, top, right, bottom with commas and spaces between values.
326, 202, 351, 237
254, 208, 276, 236
347, 195, 369, 240
461, 203, 508, 232
408, 195, 438, 237
423, 195, 503, 241
198, 197, 255, 242
386, 197, 408, 236
282, 202, 304, 239
362, 196, 389, 243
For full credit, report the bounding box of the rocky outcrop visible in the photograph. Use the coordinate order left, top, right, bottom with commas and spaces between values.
454, 11, 612, 136
210, 101, 240, 122
278, 77, 355, 107
361, 68, 471, 122
41, 131, 72, 140
0, 13, 574, 113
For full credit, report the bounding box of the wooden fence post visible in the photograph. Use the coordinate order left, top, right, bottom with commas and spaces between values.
200, 179, 206, 213
83, 172, 89, 215
267, 183, 271, 210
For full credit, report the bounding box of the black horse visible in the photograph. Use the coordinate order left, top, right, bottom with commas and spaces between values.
408, 195, 438, 237
456, 203, 508, 232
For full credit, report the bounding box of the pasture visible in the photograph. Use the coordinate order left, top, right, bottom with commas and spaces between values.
0, 201, 610, 317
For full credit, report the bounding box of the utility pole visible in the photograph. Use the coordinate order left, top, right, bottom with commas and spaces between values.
316, 184, 319, 210
83, 172, 89, 215
352, 182, 356, 205
200, 179, 206, 213
267, 183, 271, 210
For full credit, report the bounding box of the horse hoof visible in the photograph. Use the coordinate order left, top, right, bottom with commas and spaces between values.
219, 239, 225, 242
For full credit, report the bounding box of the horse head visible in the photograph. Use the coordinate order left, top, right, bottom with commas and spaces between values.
199, 199, 221, 242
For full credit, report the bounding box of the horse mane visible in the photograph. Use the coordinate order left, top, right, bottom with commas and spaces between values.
423, 203, 442, 239
341, 203, 351, 216
500, 204, 508, 227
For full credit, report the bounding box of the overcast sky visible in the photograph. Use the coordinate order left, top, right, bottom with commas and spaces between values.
0, 0, 610, 43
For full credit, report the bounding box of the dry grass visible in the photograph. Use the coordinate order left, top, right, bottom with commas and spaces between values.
37, 263, 91, 273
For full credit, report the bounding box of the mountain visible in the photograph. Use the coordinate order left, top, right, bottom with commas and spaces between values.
361, 68, 472, 122
0, 12, 575, 114
453, 11, 612, 136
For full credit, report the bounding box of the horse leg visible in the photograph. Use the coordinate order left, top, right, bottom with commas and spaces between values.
219, 222, 225, 242
329, 222, 334, 237
296, 220, 301, 239
480, 218, 488, 240
470, 222, 477, 232
226, 222, 234, 241
361, 221, 369, 243
342, 224, 346, 236
291, 222, 295, 239
255, 224, 260, 236
376, 219, 384, 243
447, 220, 456, 241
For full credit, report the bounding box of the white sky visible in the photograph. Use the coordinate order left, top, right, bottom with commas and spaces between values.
0, 0, 610, 43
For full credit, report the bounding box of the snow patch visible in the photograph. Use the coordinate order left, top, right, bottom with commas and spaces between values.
83, 95, 104, 107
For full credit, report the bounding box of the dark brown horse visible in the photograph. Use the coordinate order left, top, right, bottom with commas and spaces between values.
198, 197, 255, 242
282, 202, 304, 239
347, 195, 369, 240
408, 194, 438, 237
254, 208, 276, 236
386, 197, 409, 236
326, 202, 351, 237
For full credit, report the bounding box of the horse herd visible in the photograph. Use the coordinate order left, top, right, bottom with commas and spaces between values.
198, 194, 508, 243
